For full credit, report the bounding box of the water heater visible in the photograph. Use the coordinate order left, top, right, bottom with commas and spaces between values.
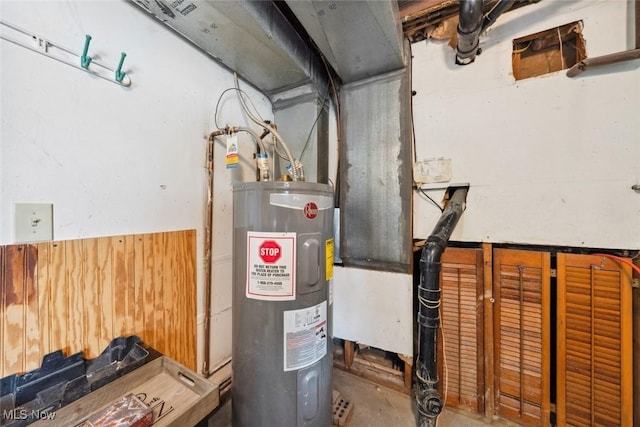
232, 181, 334, 427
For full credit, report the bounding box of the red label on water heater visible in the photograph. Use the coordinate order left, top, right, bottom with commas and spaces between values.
303, 202, 318, 219
247, 232, 296, 301
259, 240, 281, 263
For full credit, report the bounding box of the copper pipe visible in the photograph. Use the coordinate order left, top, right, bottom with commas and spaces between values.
202, 130, 225, 376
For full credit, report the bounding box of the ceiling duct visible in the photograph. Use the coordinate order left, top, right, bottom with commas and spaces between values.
130, 0, 327, 95
281, 1, 411, 271
284, 0, 406, 83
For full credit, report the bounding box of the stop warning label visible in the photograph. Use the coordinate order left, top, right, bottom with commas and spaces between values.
247, 231, 296, 300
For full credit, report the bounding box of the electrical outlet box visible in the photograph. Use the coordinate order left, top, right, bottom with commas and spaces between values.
14, 203, 53, 242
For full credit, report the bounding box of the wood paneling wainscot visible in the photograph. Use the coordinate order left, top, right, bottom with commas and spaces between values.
0, 230, 196, 378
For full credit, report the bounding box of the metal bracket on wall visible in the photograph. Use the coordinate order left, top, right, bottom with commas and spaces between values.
632, 278, 639, 289
0, 20, 132, 88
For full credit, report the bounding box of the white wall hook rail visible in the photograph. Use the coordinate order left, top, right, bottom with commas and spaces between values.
0, 20, 132, 88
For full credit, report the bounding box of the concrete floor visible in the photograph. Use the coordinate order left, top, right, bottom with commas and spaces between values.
206, 368, 490, 427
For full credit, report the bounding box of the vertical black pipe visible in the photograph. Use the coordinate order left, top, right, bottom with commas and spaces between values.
457, 0, 524, 65
456, 0, 484, 65
416, 187, 468, 427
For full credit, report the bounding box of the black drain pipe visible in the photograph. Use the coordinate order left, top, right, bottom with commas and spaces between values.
456, 0, 524, 65
415, 187, 468, 427
456, 0, 483, 65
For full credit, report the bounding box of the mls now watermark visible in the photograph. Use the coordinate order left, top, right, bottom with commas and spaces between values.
2, 408, 57, 422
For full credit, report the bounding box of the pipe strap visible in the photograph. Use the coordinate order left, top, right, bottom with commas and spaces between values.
417, 312, 440, 328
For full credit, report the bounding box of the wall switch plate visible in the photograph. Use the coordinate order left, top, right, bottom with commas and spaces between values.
14, 203, 53, 242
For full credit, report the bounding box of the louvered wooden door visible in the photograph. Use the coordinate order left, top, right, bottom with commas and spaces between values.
493, 249, 550, 426
557, 253, 632, 426
438, 247, 484, 413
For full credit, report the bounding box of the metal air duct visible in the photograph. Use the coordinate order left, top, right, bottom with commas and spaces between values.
284, 0, 405, 83
130, 0, 328, 94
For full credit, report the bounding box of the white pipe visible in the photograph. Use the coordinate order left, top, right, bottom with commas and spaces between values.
235, 127, 267, 154
264, 125, 299, 180
232, 73, 300, 180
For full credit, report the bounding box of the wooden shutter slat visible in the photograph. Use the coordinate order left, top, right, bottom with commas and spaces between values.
557, 253, 633, 427
438, 247, 484, 414
493, 248, 550, 427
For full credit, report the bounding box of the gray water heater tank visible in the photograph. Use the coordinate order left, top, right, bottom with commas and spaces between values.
232, 181, 334, 427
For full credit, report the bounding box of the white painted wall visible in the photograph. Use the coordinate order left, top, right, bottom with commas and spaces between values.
5, 0, 633, 367
412, 0, 640, 249
334, 0, 639, 357
333, 266, 413, 356
0, 0, 271, 373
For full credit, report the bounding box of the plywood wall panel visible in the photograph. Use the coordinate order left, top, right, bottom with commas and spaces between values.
23, 245, 40, 373
98, 236, 114, 356
0, 230, 197, 378
163, 232, 175, 358
152, 232, 166, 355
175, 230, 196, 369
123, 234, 136, 335
83, 238, 101, 358
49, 242, 68, 355
66, 239, 85, 358
112, 236, 128, 338
141, 233, 155, 346
3, 245, 25, 374
133, 236, 145, 337
0, 245, 40, 373
36, 243, 51, 360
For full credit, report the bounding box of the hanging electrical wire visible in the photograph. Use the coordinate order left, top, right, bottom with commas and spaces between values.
318, 52, 342, 206
437, 304, 449, 427
418, 187, 445, 213
233, 73, 267, 126
231, 73, 281, 156
214, 87, 246, 130
408, 40, 444, 213
593, 253, 640, 275
512, 40, 531, 54
319, 54, 341, 144
213, 75, 300, 179
232, 74, 301, 179
299, 83, 331, 162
